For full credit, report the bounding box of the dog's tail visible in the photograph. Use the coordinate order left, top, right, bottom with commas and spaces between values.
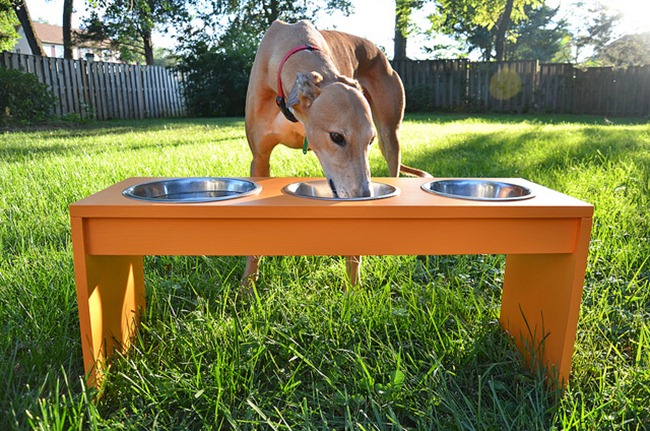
399, 163, 433, 178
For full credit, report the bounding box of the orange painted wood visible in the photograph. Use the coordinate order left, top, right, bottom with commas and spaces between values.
70, 177, 593, 387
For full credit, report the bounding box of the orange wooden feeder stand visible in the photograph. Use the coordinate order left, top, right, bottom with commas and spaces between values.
70, 177, 593, 388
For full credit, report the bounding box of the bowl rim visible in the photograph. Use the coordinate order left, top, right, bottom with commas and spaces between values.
122, 177, 262, 203
282, 179, 399, 201
420, 179, 535, 201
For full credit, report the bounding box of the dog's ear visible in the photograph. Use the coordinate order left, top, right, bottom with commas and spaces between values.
337, 75, 363, 92
286, 72, 323, 109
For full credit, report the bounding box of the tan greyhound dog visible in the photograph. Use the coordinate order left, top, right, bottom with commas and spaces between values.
243, 20, 431, 286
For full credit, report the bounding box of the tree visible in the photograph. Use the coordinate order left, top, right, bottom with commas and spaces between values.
394, 0, 425, 60
596, 32, 650, 67
493, 0, 514, 61
0, 0, 19, 51
428, 0, 542, 60
176, 0, 353, 117
11, 0, 45, 56
62, 0, 73, 59
194, 0, 353, 39
80, 0, 190, 65
570, 1, 622, 63
505, 3, 571, 62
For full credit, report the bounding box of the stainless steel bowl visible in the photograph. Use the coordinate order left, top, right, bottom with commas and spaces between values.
283, 180, 398, 201
122, 177, 261, 203
421, 179, 534, 201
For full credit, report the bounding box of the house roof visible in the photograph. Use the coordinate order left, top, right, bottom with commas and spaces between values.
19, 22, 110, 49
32, 22, 67, 44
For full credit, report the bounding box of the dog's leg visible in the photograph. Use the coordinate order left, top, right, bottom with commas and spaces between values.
360, 70, 405, 178
377, 127, 401, 178
242, 256, 260, 287
345, 255, 362, 288
242, 134, 278, 287
249, 148, 272, 177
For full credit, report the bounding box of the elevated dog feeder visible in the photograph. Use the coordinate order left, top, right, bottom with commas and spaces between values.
70, 177, 593, 388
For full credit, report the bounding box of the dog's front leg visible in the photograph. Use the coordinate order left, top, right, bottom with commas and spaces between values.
345, 255, 362, 288
242, 255, 261, 287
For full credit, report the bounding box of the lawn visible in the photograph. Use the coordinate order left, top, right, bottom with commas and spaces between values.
1, 113, 649, 430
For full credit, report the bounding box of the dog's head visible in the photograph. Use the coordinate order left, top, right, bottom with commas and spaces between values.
286, 72, 375, 198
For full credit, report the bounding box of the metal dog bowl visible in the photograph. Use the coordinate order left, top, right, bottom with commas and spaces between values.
122, 177, 261, 203
283, 180, 398, 201
421, 179, 534, 201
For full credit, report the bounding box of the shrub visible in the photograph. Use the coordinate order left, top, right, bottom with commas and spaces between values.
405, 84, 434, 112
177, 41, 256, 117
176, 24, 260, 117
0, 66, 55, 125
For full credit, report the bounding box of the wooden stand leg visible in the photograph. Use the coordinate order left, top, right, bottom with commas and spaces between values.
500, 218, 591, 386
500, 251, 588, 386
73, 254, 145, 386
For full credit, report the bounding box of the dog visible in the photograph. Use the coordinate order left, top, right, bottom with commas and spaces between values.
243, 20, 431, 286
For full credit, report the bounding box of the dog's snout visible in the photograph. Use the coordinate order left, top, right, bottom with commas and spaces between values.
359, 183, 371, 198
328, 179, 339, 198
328, 178, 371, 199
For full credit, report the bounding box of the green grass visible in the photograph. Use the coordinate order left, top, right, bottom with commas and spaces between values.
1, 114, 649, 430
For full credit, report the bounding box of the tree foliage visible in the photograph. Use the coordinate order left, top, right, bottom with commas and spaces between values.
175, 0, 352, 117
428, 0, 542, 60
569, 1, 622, 63
189, 0, 352, 41
596, 32, 650, 67
0, 0, 19, 51
505, 3, 571, 62
80, 0, 190, 65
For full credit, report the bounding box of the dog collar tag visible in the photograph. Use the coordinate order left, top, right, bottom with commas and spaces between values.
302, 137, 309, 154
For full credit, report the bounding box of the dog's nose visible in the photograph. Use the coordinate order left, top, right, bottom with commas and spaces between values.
328, 179, 371, 198
359, 183, 371, 198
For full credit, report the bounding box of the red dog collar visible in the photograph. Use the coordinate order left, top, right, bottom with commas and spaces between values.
276, 44, 321, 123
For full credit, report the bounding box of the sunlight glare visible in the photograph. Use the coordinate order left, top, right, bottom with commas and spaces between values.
600, 0, 650, 34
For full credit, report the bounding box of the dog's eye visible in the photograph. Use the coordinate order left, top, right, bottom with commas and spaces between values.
329, 132, 346, 147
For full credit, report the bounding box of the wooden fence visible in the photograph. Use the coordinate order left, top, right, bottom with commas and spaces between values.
4, 51, 648, 119
1, 51, 186, 120
392, 59, 650, 117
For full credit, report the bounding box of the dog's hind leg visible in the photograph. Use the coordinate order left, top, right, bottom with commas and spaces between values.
242, 134, 279, 287
345, 255, 362, 288
361, 66, 431, 178
358, 67, 404, 177
242, 256, 261, 287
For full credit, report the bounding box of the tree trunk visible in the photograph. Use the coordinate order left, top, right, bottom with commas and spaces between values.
393, 1, 409, 60
143, 31, 154, 65
62, 0, 73, 59
12, 0, 46, 56
394, 28, 407, 60
494, 0, 514, 61
142, 0, 155, 65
